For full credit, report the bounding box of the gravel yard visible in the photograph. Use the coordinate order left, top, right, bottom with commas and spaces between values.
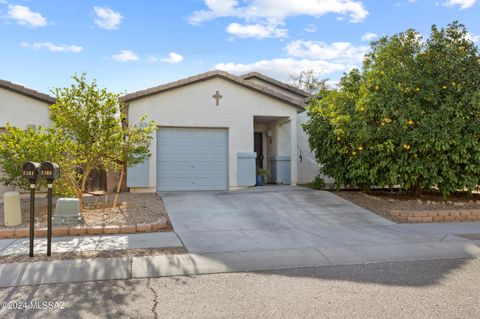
334, 190, 480, 222
0, 193, 170, 229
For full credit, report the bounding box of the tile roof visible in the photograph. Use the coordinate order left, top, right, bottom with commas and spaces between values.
241, 72, 311, 98
0, 79, 55, 104
121, 70, 307, 110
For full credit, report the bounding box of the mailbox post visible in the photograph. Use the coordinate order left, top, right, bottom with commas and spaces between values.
22, 162, 41, 257
40, 162, 60, 256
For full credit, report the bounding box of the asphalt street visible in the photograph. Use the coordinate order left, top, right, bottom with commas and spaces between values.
0, 257, 479, 319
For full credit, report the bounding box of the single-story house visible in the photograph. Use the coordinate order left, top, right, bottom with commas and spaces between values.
0, 80, 54, 196
0, 70, 321, 195
123, 70, 320, 192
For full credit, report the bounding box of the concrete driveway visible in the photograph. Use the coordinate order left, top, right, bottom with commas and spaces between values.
161, 186, 464, 253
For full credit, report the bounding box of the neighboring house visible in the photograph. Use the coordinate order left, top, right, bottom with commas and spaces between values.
0, 80, 54, 196
123, 70, 320, 192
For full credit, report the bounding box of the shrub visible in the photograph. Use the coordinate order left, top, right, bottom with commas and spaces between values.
304, 22, 480, 196
308, 175, 326, 190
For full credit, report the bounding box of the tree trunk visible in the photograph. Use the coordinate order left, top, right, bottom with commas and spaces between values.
113, 164, 125, 208
79, 166, 92, 210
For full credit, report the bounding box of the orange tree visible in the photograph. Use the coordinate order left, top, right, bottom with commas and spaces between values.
304, 22, 480, 196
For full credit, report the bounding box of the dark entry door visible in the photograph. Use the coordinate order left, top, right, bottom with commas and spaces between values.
254, 132, 263, 169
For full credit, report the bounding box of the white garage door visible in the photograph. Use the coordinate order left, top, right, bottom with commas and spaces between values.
156, 127, 228, 191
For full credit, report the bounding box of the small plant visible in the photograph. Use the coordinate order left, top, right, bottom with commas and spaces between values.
257, 168, 269, 178
256, 168, 269, 186
308, 175, 326, 190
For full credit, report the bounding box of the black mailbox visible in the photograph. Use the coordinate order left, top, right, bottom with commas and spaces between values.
40, 162, 60, 181
22, 162, 41, 182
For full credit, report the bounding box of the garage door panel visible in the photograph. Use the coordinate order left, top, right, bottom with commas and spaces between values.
158, 169, 225, 178
156, 127, 228, 191
158, 161, 211, 171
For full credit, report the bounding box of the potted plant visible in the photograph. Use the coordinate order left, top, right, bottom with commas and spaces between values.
256, 168, 269, 186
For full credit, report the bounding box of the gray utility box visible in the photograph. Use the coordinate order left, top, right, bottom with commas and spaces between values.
270, 156, 291, 184
237, 152, 257, 186
53, 198, 82, 225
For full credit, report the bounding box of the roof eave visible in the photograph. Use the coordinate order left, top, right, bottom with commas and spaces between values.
241, 72, 312, 98
121, 70, 306, 110
0, 80, 55, 104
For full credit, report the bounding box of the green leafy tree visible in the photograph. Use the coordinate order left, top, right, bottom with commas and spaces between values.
0, 73, 156, 206
304, 22, 480, 196
50, 73, 125, 199
0, 125, 77, 196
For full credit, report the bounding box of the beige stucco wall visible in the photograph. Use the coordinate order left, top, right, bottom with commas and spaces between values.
127, 77, 299, 190
0, 88, 51, 197
296, 112, 320, 184
0, 88, 51, 129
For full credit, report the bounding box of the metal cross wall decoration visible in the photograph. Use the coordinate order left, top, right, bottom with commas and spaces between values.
212, 91, 223, 106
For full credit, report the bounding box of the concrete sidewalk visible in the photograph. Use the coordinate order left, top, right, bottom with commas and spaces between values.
0, 239, 479, 288
0, 241, 480, 287
0, 232, 183, 256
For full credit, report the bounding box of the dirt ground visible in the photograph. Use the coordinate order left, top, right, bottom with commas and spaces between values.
334, 190, 480, 222
0, 192, 170, 229
0, 247, 187, 264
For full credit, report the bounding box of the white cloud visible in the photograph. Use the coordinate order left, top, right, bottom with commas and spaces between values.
161, 52, 184, 64
285, 39, 369, 64
226, 22, 287, 38
190, 0, 369, 24
361, 32, 378, 41
21, 42, 83, 53
443, 0, 476, 9
7, 5, 47, 27
215, 38, 371, 83
466, 32, 480, 42
93, 6, 123, 30
216, 58, 349, 81
112, 50, 139, 62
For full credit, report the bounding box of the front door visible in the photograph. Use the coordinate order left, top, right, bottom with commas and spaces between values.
254, 132, 263, 169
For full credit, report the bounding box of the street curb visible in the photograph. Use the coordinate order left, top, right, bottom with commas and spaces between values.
1, 241, 479, 288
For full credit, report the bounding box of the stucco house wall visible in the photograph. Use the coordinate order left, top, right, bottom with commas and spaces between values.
297, 112, 322, 183
0, 85, 53, 196
127, 76, 300, 191
0, 87, 51, 130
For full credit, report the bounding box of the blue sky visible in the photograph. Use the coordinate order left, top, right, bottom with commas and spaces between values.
0, 0, 479, 94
